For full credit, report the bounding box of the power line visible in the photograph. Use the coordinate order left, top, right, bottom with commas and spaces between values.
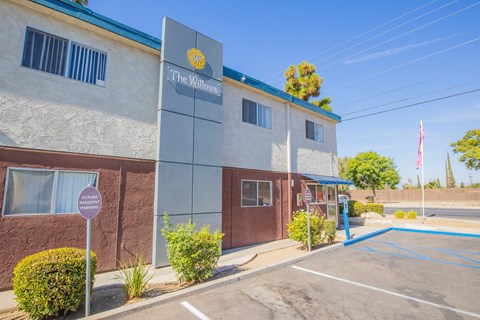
261, 0, 439, 81
318, 1, 480, 72
341, 88, 480, 122
314, 0, 460, 71
333, 64, 480, 108
329, 36, 480, 91
341, 79, 480, 116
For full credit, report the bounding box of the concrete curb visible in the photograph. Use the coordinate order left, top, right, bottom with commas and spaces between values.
86, 242, 343, 319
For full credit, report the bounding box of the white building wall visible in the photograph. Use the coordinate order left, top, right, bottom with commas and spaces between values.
0, 1, 159, 160
222, 79, 338, 175
222, 79, 288, 172
290, 107, 338, 176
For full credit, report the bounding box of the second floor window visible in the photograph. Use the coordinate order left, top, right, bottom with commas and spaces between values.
21, 27, 107, 87
306, 120, 324, 142
242, 99, 272, 129
22, 28, 68, 76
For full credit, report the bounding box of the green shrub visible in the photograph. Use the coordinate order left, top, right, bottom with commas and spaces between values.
394, 210, 418, 219
406, 210, 418, 219
365, 195, 375, 203
117, 255, 152, 299
13, 247, 96, 319
324, 220, 336, 244
365, 203, 384, 215
287, 210, 325, 249
162, 215, 224, 284
394, 210, 405, 219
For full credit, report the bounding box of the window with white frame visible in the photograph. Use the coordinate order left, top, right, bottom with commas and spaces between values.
306, 120, 324, 142
241, 180, 272, 207
242, 99, 272, 129
67, 42, 107, 86
306, 183, 326, 204
21, 27, 107, 86
2, 168, 98, 215
22, 28, 69, 76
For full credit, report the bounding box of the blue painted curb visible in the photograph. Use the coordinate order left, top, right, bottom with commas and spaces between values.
343, 228, 392, 246
392, 227, 480, 238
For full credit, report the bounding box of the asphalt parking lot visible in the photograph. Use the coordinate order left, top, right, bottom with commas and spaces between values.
120, 230, 480, 319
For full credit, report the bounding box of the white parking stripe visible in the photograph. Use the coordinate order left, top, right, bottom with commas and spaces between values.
181, 301, 211, 320
292, 265, 480, 319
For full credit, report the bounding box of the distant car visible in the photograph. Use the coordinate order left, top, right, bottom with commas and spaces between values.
338, 194, 349, 204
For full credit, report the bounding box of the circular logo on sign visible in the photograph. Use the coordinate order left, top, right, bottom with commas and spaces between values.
187, 48, 206, 70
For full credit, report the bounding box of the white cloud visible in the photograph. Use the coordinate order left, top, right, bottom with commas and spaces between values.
343, 34, 459, 65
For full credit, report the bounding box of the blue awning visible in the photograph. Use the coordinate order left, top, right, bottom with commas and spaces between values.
303, 174, 354, 185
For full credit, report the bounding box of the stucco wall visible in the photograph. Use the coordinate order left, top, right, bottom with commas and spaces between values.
0, 147, 155, 289
0, 1, 159, 160
222, 80, 288, 172
290, 106, 338, 176
222, 79, 338, 175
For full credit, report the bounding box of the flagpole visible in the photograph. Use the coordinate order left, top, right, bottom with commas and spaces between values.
421, 149, 425, 220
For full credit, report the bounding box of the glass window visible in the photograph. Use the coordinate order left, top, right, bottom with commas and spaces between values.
4, 170, 55, 214
3, 168, 98, 215
21, 28, 107, 86
242, 99, 272, 129
67, 43, 107, 86
306, 183, 326, 204
241, 180, 272, 207
55, 172, 98, 213
306, 120, 324, 142
22, 27, 68, 76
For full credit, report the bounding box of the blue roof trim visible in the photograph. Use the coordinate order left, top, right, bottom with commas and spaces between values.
303, 173, 354, 185
223, 67, 342, 123
29, 0, 162, 50
30, 1, 340, 121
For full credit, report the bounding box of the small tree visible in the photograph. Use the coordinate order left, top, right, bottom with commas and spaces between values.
284, 61, 332, 111
445, 152, 456, 188
345, 151, 400, 199
451, 129, 480, 171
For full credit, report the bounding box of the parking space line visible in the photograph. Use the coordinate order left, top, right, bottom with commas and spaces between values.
181, 301, 211, 320
292, 266, 480, 319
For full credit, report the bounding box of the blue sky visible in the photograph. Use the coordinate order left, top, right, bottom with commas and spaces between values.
87, 0, 480, 187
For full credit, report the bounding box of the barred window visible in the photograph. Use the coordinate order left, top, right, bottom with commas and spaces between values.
21, 27, 107, 86
21, 27, 68, 76
68, 43, 107, 86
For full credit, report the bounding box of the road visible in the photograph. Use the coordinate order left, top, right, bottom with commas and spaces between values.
383, 206, 480, 221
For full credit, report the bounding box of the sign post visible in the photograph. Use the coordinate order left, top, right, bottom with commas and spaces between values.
342, 198, 351, 240
304, 188, 312, 252
77, 186, 102, 317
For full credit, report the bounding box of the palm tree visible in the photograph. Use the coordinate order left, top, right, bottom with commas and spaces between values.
71, 0, 88, 6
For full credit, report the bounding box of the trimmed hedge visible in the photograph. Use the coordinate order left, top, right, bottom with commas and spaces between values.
340, 201, 384, 217
395, 210, 418, 219
13, 247, 96, 319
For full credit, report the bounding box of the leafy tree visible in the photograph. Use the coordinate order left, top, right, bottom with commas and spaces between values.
337, 156, 351, 193
345, 151, 400, 199
445, 152, 456, 188
284, 61, 332, 111
451, 129, 480, 171
71, 0, 88, 6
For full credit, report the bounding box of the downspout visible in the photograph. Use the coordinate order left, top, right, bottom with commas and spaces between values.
286, 102, 292, 236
